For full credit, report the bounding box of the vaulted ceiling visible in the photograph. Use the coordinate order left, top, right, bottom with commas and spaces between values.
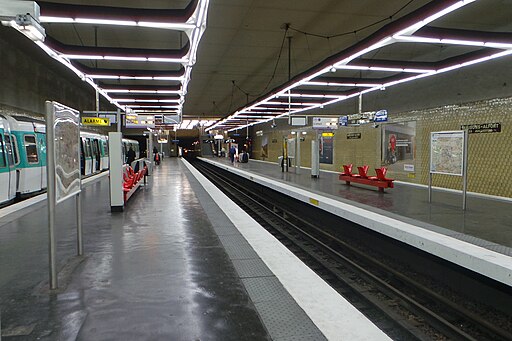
12, 0, 512, 130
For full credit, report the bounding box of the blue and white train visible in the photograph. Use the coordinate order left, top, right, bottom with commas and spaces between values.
0, 114, 139, 206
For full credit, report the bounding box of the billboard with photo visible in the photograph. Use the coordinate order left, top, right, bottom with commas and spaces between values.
319, 134, 334, 164
382, 121, 416, 173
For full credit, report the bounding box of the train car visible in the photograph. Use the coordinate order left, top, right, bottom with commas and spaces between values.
122, 138, 140, 164
0, 113, 140, 206
0, 114, 17, 205
80, 131, 110, 176
9, 115, 47, 197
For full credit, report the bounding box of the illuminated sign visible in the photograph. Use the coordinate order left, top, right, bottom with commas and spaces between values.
321, 132, 335, 137
82, 117, 110, 126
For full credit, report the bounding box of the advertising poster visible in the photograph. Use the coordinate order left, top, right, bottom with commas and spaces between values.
430, 131, 465, 175
261, 135, 268, 158
319, 134, 333, 164
382, 121, 416, 172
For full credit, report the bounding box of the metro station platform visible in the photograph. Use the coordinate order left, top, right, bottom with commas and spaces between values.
0, 158, 390, 340
200, 157, 512, 288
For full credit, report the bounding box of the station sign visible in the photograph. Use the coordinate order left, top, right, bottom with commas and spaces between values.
374, 110, 388, 122
339, 109, 387, 126
82, 117, 110, 126
347, 133, 361, 139
460, 122, 501, 134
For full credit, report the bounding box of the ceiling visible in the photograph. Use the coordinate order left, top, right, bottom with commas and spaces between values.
15, 1, 512, 130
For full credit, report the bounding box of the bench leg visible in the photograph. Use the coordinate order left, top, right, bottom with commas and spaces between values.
345, 181, 350, 185
378, 187, 384, 193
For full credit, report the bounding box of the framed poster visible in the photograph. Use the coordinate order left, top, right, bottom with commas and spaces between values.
382, 121, 416, 173
319, 134, 333, 164
430, 131, 465, 176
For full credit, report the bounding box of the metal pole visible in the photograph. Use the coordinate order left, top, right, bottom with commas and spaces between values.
462, 130, 469, 210
117, 109, 121, 132
428, 132, 432, 203
76, 192, 83, 256
288, 36, 292, 81
95, 89, 100, 113
358, 93, 363, 113
296, 134, 301, 174
45, 101, 58, 290
428, 173, 432, 203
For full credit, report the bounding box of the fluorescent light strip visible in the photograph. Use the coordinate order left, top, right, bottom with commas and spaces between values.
394, 35, 512, 49
115, 99, 181, 103
207, 0, 479, 132
103, 89, 182, 94
39, 16, 196, 31
334, 65, 432, 73
127, 105, 181, 108
277, 93, 346, 99
87, 75, 184, 81
303, 81, 382, 87
61, 54, 188, 63
264, 101, 320, 106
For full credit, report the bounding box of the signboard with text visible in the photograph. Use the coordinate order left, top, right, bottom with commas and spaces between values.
460, 122, 501, 134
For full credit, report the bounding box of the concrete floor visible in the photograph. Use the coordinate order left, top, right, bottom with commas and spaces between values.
217, 157, 512, 253
0, 159, 270, 340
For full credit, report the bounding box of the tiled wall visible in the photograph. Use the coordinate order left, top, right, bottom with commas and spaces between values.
253, 96, 512, 198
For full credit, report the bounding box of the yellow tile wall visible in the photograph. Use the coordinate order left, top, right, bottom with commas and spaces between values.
253, 96, 512, 198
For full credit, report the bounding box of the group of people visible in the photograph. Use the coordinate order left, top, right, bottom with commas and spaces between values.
126, 146, 161, 165
227, 146, 249, 164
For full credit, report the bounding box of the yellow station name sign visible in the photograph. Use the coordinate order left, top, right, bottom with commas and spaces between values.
82, 117, 110, 126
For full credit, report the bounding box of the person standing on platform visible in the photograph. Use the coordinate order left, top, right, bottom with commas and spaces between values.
126, 146, 136, 165
229, 145, 236, 164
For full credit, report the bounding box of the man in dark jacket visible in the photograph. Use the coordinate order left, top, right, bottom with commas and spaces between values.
127, 146, 136, 165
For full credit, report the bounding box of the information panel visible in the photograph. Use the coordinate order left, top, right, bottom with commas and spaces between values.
430, 131, 465, 176
52, 102, 81, 203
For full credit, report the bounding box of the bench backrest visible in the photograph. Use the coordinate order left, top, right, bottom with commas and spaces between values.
375, 167, 388, 180
343, 164, 353, 175
357, 165, 369, 177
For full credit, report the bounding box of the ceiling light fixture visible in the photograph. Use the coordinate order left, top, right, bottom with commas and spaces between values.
208, 0, 487, 132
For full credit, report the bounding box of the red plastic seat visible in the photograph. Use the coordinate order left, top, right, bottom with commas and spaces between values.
375, 167, 394, 181
357, 165, 370, 178
342, 164, 353, 176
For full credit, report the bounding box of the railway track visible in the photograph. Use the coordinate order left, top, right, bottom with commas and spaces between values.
193, 159, 512, 341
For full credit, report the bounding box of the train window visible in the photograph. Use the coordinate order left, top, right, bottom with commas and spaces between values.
85, 139, 92, 157
93, 139, 99, 154
103, 140, 109, 156
24, 135, 39, 164
0, 134, 6, 168
4, 134, 14, 165
10, 134, 19, 165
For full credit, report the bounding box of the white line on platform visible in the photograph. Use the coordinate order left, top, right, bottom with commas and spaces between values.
0, 171, 108, 220
200, 157, 512, 287
183, 158, 391, 341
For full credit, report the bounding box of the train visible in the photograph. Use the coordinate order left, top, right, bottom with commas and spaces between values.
0, 113, 139, 206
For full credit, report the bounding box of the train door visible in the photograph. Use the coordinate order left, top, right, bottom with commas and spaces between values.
101, 138, 109, 170
85, 138, 93, 175
37, 132, 47, 190
80, 137, 86, 175
10, 133, 20, 191
93, 139, 100, 172
0, 120, 16, 204
23, 134, 42, 193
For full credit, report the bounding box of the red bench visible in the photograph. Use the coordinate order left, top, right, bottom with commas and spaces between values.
339, 164, 394, 192
123, 165, 148, 202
